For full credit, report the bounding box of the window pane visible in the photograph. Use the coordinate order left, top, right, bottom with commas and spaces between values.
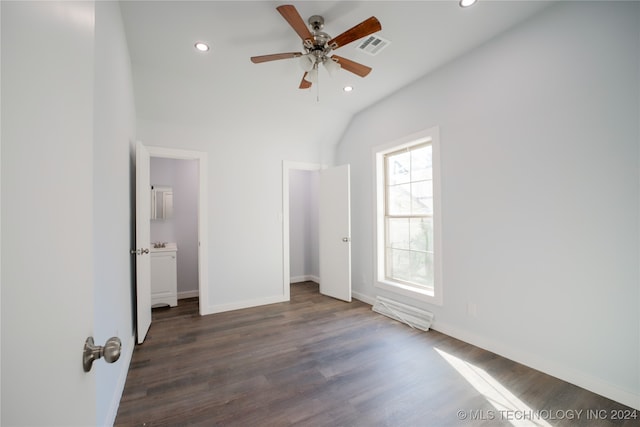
409, 251, 434, 288
411, 180, 433, 215
410, 251, 428, 286
388, 184, 411, 215
388, 218, 410, 249
426, 252, 434, 286
381, 139, 437, 292
411, 145, 432, 181
387, 151, 410, 185
409, 218, 432, 252
388, 249, 411, 283
410, 218, 433, 252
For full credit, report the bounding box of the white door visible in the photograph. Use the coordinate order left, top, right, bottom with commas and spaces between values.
319, 164, 352, 302
135, 141, 152, 343
1, 1, 97, 424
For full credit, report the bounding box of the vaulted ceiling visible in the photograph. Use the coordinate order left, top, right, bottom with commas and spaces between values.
120, 1, 552, 148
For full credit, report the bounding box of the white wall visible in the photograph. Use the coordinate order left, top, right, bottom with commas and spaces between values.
93, 2, 138, 425
289, 169, 319, 282
150, 157, 199, 295
337, 1, 639, 409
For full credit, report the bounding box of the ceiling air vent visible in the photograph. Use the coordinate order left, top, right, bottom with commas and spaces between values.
355, 35, 391, 56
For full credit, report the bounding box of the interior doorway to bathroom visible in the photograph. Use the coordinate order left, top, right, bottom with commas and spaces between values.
150, 157, 200, 302
135, 144, 208, 343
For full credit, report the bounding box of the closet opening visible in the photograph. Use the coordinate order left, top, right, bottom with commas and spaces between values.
282, 162, 322, 300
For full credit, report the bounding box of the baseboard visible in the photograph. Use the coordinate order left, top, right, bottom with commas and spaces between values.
178, 290, 199, 299
290, 275, 320, 284
104, 332, 135, 427
432, 321, 640, 411
205, 295, 288, 315
354, 288, 639, 410
352, 290, 376, 306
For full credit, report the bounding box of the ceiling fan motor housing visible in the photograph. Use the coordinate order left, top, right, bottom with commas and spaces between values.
308, 15, 324, 31
305, 15, 332, 58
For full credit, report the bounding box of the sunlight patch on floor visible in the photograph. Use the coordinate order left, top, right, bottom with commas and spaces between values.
435, 348, 552, 427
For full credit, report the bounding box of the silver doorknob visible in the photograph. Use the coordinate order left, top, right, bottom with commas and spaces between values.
83, 336, 122, 372
130, 248, 150, 255
342, 237, 351, 242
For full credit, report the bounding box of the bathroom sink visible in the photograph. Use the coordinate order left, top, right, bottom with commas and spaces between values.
150, 242, 177, 252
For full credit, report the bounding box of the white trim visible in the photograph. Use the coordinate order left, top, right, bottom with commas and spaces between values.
290, 275, 321, 284
145, 146, 205, 161
103, 332, 135, 427
432, 321, 640, 411
178, 290, 199, 299
372, 126, 443, 306
376, 279, 438, 303
206, 295, 288, 314
146, 145, 209, 317
352, 290, 376, 306
282, 161, 324, 302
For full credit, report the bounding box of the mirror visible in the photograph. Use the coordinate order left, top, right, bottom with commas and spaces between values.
151, 186, 173, 220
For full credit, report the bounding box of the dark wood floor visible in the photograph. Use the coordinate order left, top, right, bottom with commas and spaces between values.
115, 282, 637, 426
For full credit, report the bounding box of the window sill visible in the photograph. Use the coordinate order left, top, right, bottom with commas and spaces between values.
375, 279, 443, 306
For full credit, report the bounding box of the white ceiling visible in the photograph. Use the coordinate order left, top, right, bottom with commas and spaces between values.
120, 1, 552, 147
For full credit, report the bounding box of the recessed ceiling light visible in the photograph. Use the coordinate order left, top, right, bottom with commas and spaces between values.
343, 86, 353, 92
194, 42, 210, 52
459, 0, 478, 7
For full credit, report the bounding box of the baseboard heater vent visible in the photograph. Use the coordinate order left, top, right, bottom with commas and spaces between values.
372, 296, 434, 331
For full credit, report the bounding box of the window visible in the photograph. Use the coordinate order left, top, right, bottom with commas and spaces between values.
374, 127, 442, 305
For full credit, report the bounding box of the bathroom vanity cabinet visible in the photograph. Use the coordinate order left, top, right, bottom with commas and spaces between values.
150, 244, 178, 307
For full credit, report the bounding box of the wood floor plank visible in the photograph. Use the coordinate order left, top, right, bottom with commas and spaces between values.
115, 282, 637, 426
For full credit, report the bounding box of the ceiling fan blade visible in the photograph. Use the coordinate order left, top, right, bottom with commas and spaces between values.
277, 5, 313, 42
251, 52, 301, 63
331, 55, 372, 77
299, 73, 312, 89
328, 16, 381, 50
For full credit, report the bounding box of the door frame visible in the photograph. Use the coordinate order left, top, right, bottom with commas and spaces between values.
282, 161, 324, 301
147, 145, 209, 315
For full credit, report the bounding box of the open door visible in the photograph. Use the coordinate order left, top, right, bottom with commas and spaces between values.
2, 2, 98, 424
319, 164, 352, 302
135, 141, 152, 343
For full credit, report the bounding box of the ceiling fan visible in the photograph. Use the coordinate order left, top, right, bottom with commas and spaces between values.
250, 4, 382, 89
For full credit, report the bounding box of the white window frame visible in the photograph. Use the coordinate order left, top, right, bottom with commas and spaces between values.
373, 126, 443, 305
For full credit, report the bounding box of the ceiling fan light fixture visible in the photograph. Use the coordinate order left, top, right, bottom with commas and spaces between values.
305, 67, 318, 84
299, 54, 315, 72
459, 0, 478, 8
343, 85, 353, 92
323, 58, 342, 77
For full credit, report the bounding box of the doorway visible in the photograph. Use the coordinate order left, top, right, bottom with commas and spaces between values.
144, 146, 209, 318
289, 168, 320, 290
282, 161, 322, 301
150, 157, 199, 304
282, 161, 352, 302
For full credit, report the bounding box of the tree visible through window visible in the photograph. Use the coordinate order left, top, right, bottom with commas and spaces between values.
384, 143, 434, 290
